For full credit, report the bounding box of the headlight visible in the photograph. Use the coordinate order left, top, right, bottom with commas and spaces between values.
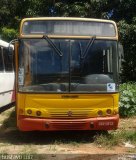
106, 109, 112, 115
36, 111, 42, 116
27, 109, 32, 114
97, 110, 103, 116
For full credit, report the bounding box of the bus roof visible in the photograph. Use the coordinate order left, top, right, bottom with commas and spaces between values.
21, 17, 116, 24
20, 17, 118, 40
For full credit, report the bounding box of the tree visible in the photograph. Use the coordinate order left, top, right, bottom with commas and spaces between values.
1, 27, 18, 41
118, 19, 136, 82
0, 0, 136, 82
0, 0, 17, 27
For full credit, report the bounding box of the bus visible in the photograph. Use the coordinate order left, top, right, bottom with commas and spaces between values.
0, 40, 15, 109
15, 17, 120, 131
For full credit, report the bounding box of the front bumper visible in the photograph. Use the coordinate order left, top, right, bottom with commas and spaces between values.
18, 114, 119, 131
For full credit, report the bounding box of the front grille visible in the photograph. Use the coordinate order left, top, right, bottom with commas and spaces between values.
49, 109, 93, 119
51, 121, 87, 130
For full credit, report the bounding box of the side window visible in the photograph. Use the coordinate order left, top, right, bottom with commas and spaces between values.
103, 48, 113, 73
3, 47, 13, 72
0, 47, 4, 71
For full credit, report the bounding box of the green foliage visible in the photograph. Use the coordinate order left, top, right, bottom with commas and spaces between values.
0, 0, 17, 27
95, 130, 136, 147
118, 19, 136, 82
55, 0, 115, 18
95, 132, 119, 147
0, 0, 136, 82
55, 2, 88, 17
1, 27, 18, 42
119, 83, 136, 117
112, 0, 136, 23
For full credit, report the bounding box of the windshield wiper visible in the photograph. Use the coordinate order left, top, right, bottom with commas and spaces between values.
81, 35, 96, 59
43, 34, 63, 57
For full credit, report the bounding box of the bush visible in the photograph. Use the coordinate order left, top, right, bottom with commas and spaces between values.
119, 83, 136, 117
1, 27, 18, 42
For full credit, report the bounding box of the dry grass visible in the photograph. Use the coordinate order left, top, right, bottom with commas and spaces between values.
0, 108, 136, 155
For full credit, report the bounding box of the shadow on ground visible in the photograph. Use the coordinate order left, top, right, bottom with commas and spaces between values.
0, 110, 108, 145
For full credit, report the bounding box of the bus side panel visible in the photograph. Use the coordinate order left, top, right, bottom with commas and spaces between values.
0, 72, 15, 108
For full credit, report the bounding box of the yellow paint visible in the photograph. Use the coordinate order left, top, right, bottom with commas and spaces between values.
17, 93, 119, 119
16, 17, 119, 126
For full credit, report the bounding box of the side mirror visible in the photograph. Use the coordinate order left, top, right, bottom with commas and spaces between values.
8, 39, 18, 54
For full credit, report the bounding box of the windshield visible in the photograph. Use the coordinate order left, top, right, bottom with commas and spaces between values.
18, 38, 118, 93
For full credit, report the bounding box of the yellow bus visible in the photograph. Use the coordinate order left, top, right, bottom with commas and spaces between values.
15, 17, 119, 131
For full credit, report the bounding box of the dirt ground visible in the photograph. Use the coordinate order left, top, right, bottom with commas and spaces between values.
0, 108, 135, 160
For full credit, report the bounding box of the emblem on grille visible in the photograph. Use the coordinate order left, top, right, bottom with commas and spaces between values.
67, 111, 72, 117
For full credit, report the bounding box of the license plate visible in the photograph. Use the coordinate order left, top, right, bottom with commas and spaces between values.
98, 121, 114, 126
